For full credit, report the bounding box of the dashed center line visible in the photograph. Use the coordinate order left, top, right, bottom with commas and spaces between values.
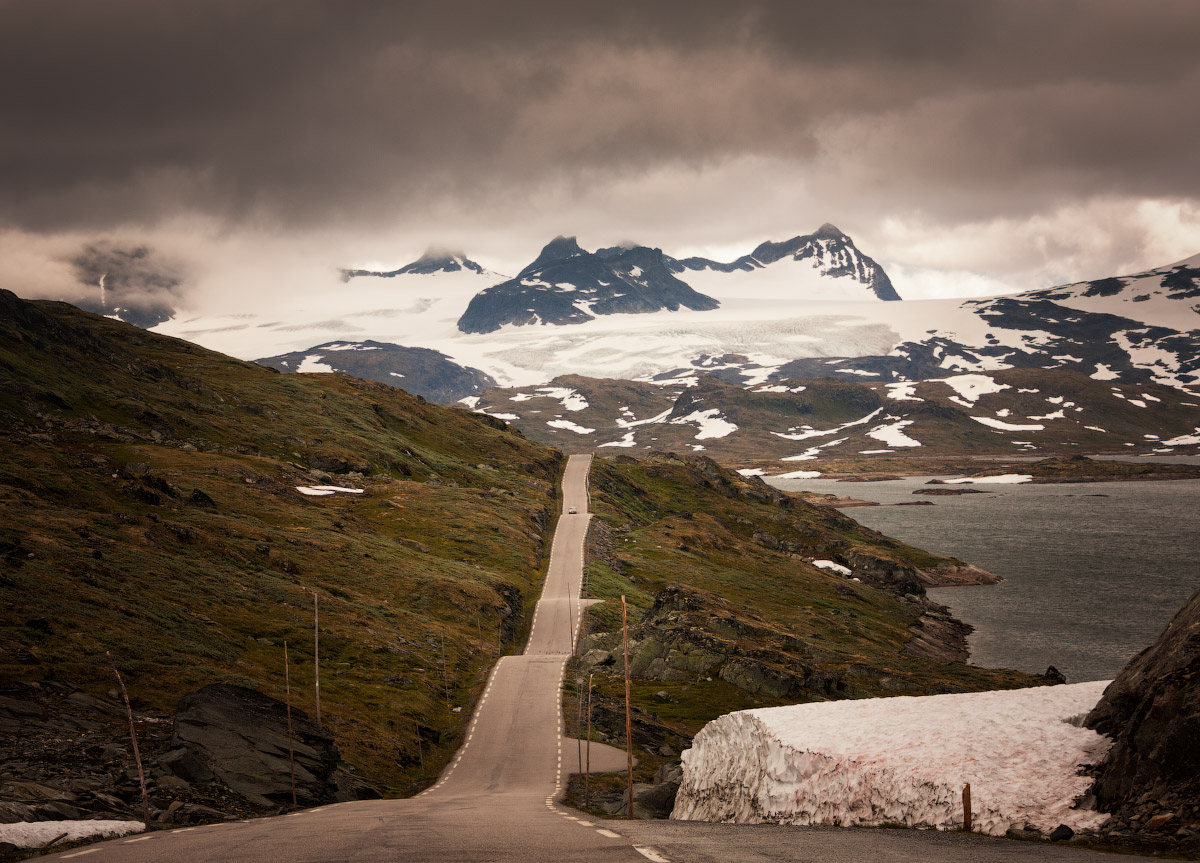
596, 828, 622, 839
634, 846, 671, 863
124, 836, 154, 843
60, 851, 100, 859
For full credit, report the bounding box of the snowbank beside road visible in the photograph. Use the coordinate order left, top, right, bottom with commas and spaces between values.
672, 681, 1112, 836
0, 819, 144, 848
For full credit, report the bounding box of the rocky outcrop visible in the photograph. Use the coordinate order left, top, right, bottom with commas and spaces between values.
1084, 587, 1200, 844
166, 684, 376, 808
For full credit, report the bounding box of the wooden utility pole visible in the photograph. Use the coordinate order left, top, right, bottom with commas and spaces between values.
283, 641, 298, 808
963, 783, 973, 832
106, 652, 150, 827
313, 592, 321, 728
621, 595, 633, 819
585, 673, 593, 809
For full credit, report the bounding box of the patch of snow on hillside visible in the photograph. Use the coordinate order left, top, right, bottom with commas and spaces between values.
885, 382, 922, 401
484, 412, 519, 421
0, 820, 146, 849
773, 408, 884, 441
866, 419, 921, 447
616, 408, 673, 428
972, 417, 1045, 431
939, 374, 1010, 403
1085, 426, 1107, 433
297, 354, 335, 373
1163, 427, 1200, 446
737, 468, 766, 477
774, 469, 822, 479
547, 419, 595, 435
812, 560, 851, 575
598, 431, 637, 448
1028, 410, 1066, 421
782, 446, 821, 461
1091, 363, 1120, 381
459, 396, 481, 408
672, 681, 1112, 836
537, 387, 589, 411
510, 392, 534, 401
858, 449, 894, 454
672, 409, 738, 440
944, 475, 1033, 484
296, 485, 365, 496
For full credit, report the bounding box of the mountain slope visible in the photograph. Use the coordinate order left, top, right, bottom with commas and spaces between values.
341, 246, 493, 279
469, 370, 1200, 463
456, 237, 719, 333
256, 339, 495, 403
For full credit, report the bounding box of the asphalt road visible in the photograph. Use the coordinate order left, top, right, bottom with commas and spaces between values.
48, 453, 1147, 862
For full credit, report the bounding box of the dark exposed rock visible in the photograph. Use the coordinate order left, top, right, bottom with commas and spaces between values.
1049, 824, 1076, 841
1085, 586, 1200, 830
169, 684, 348, 808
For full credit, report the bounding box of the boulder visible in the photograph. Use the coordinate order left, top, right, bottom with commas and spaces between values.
1086, 586, 1200, 824
168, 684, 345, 808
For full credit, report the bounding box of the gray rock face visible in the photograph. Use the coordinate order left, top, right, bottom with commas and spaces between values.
1086, 586, 1200, 825
167, 684, 344, 808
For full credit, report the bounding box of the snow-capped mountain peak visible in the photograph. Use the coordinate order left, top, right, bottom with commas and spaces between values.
341, 246, 491, 280
670, 224, 901, 302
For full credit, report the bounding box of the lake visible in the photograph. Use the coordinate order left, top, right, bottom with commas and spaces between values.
769, 474, 1200, 683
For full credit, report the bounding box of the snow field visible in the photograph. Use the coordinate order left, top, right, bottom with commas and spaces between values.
0, 819, 145, 848
672, 681, 1112, 836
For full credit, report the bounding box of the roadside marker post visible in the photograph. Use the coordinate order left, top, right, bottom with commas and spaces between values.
622, 595, 633, 819
106, 651, 150, 828
283, 641, 298, 808
963, 783, 973, 832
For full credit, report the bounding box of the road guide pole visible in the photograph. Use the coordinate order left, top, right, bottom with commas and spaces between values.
106, 652, 150, 828
585, 673, 593, 809
314, 592, 321, 728
622, 595, 633, 819
284, 641, 298, 808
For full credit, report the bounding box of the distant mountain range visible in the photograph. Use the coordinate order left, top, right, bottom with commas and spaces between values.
131, 232, 1200, 457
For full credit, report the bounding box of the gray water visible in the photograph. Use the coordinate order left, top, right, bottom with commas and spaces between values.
769, 475, 1200, 683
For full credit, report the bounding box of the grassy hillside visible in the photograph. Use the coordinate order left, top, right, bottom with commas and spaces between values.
0, 290, 562, 794
573, 453, 1042, 759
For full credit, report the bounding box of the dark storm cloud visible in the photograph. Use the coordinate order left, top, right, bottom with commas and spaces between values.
2, 0, 1198, 230
68, 242, 185, 328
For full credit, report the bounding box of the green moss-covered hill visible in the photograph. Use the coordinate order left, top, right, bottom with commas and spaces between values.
0, 290, 562, 793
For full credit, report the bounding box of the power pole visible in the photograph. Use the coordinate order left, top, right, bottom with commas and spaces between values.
313, 592, 321, 728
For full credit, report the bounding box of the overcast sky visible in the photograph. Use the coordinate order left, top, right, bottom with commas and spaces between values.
3, 0, 1200, 308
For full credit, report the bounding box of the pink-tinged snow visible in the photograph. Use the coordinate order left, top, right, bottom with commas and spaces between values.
971, 416, 1045, 432
534, 387, 589, 411
671, 409, 738, 440
546, 419, 595, 435
0, 820, 145, 848
672, 681, 1112, 836
296, 485, 365, 496
943, 474, 1033, 485
938, 374, 1010, 403
296, 354, 335, 373
865, 419, 921, 447
772, 408, 883, 441
884, 382, 922, 401
1162, 427, 1200, 446
812, 560, 851, 576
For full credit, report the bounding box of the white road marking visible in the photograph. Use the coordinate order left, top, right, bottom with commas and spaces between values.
124, 836, 154, 843
634, 846, 671, 862
575, 820, 595, 826
60, 851, 101, 859
171, 828, 195, 834
596, 828, 622, 839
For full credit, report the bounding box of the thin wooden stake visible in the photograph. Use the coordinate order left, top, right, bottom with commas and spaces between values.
284, 641, 298, 808
622, 595, 633, 819
963, 783, 973, 832
576, 676, 584, 776
414, 718, 424, 771
440, 632, 451, 720
106, 651, 150, 828
313, 592, 321, 728
585, 673, 593, 809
